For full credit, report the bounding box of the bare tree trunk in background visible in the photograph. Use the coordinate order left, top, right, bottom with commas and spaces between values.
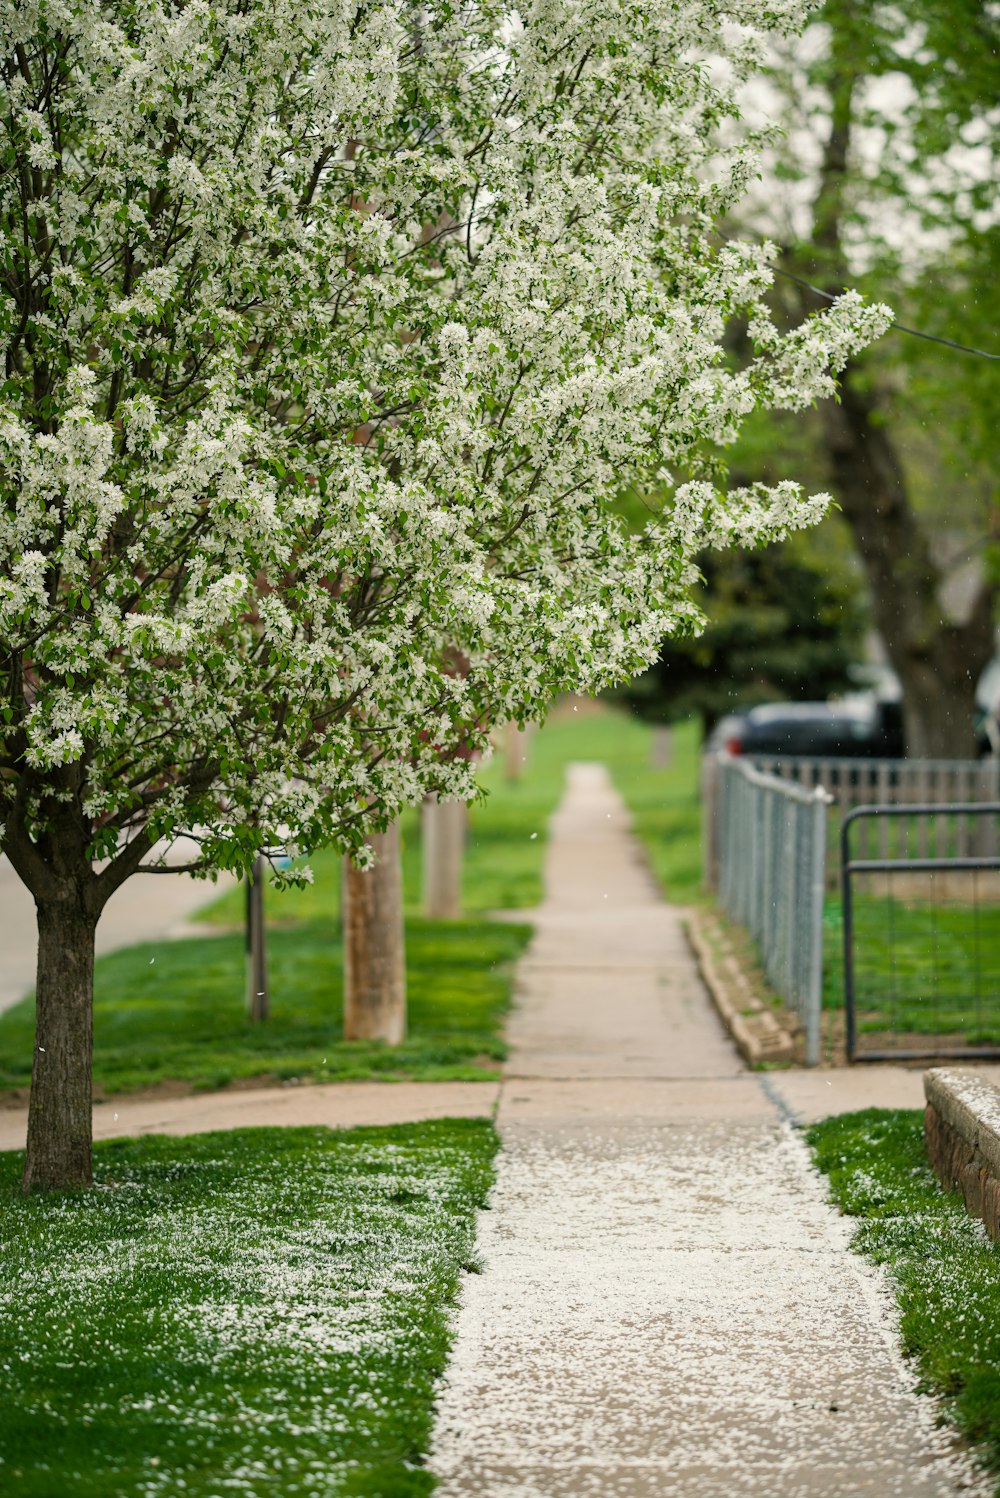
504, 720, 528, 782
342, 820, 406, 1044
821, 372, 995, 757
421, 795, 465, 919
650, 724, 673, 768
803, 40, 996, 756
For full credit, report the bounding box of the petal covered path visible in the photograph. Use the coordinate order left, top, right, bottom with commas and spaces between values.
431, 763, 984, 1498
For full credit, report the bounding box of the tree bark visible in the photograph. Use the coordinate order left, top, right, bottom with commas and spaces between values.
22, 896, 98, 1191
342, 820, 406, 1044
822, 369, 995, 759
421, 795, 466, 919
504, 720, 527, 782
650, 724, 673, 768
8, 788, 156, 1191
801, 29, 996, 758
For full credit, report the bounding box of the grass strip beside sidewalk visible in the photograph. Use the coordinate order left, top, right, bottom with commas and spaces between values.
0, 919, 529, 1095
0, 1119, 496, 1498
809, 1107, 1000, 1484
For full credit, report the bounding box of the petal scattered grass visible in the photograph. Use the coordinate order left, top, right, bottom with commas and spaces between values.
0, 1120, 497, 1497
809, 1107, 1000, 1485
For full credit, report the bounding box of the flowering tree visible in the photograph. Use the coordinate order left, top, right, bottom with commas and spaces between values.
0, 0, 889, 1188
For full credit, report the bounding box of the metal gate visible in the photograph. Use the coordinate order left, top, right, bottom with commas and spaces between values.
842, 802, 1000, 1062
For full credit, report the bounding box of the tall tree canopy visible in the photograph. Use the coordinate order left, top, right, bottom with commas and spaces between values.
0, 0, 887, 1187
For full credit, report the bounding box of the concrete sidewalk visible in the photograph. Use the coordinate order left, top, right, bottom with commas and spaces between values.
431, 763, 987, 1497
0, 1080, 500, 1156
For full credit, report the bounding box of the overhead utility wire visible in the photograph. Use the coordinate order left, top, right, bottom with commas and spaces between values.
773, 264, 1000, 361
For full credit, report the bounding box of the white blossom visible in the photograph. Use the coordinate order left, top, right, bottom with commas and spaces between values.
0, 0, 890, 881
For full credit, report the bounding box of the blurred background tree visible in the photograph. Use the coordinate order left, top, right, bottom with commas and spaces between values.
618, 0, 999, 755
735, 0, 1000, 755
620, 535, 868, 733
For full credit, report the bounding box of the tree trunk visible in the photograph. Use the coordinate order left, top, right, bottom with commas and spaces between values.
650, 724, 673, 769
504, 720, 527, 782
342, 820, 406, 1044
22, 897, 98, 1191
893, 656, 990, 760
798, 38, 996, 760
821, 372, 995, 758
421, 795, 466, 919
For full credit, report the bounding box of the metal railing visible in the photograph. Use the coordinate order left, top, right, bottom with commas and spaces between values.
716, 756, 830, 1065
705, 753, 1000, 892
841, 802, 1000, 1063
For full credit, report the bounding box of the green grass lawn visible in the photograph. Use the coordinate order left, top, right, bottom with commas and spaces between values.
0, 704, 702, 1097
0, 1119, 496, 1498
822, 895, 1000, 1047
0, 919, 529, 1094
809, 1108, 1000, 1488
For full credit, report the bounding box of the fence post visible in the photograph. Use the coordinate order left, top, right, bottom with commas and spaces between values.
804, 789, 827, 1067
703, 752, 719, 892
246, 855, 268, 1023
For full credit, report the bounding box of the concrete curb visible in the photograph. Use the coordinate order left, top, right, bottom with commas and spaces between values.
924, 1067, 1000, 1238
683, 908, 797, 1067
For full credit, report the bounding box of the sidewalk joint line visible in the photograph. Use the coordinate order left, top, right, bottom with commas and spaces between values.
756, 1072, 805, 1129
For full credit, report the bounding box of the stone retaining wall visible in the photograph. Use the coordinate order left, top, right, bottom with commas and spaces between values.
924, 1068, 1000, 1240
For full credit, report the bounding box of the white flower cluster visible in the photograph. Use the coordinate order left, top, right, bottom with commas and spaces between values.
0, 0, 890, 885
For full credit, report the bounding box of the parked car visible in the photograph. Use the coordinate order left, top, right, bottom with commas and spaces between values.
976, 705, 1000, 757
976, 657, 1000, 757
705, 697, 904, 759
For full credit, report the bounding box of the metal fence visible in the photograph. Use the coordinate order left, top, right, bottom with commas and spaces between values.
841, 802, 1000, 1063
705, 754, 1000, 892
716, 756, 829, 1065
